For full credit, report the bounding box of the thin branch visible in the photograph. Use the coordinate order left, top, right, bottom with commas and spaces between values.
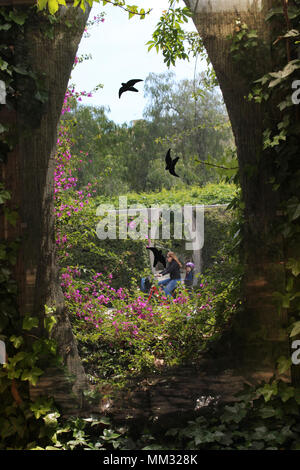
101, 0, 152, 17
193, 52, 199, 128
195, 159, 238, 170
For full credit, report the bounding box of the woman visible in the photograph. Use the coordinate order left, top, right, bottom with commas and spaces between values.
157, 251, 182, 299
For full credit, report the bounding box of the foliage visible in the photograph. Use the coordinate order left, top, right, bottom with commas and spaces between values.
227, 19, 267, 81
67, 71, 234, 194
0, 186, 19, 334
54, 98, 150, 287
4, 0, 300, 452
56, 185, 236, 289
0, 9, 110, 451
54, 80, 239, 389
54, 84, 237, 286
0, 305, 63, 450
146, 2, 193, 66
95, 182, 237, 207
52, 0, 300, 451
0, 6, 50, 164
35, 0, 208, 83
37, 0, 151, 18
227, 0, 300, 383
138, 380, 300, 450
61, 266, 240, 392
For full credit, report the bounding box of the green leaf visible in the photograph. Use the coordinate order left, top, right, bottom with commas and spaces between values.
266, 6, 300, 21
44, 315, 57, 333
279, 385, 295, 403
286, 276, 294, 292
290, 321, 300, 337
9, 351, 27, 365
259, 405, 277, 419
221, 403, 247, 423
21, 367, 43, 385
91, 416, 111, 426
30, 398, 54, 419
286, 258, 300, 276
269, 60, 300, 88
0, 58, 11, 74
0, 24, 11, 31
22, 315, 39, 331
101, 428, 121, 440
12, 66, 29, 76
272, 291, 291, 308
37, 0, 48, 10
10, 335, 23, 349
283, 29, 300, 39
257, 382, 278, 402
277, 356, 292, 374
48, 0, 60, 15
0, 188, 11, 203
0, 124, 8, 134
291, 204, 300, 221
43, 412, 60, 427
8, 10, 28, 25
3, 208, 18, 227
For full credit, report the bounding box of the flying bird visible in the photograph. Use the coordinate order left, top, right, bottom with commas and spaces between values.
119, 79, 143, 98
146, 247, 166, 268
165, 148, 180, 177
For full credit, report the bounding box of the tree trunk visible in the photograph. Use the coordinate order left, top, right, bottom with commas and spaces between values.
0, 5, 91, 411
184, 0, 290, 375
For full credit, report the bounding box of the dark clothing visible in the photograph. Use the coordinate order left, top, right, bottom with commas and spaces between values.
160, 259, 181, 280
141, 276, 152, 293
184, 270, 194, 290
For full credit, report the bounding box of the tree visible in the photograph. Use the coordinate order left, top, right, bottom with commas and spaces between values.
0, 0, 156, 413
68, 71, 233, 194
143, 71, 234, 187
67, 105, 128, 194
183, 0, 300, 381
0, 3, 91, 410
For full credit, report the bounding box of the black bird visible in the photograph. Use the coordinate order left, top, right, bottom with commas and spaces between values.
146, 247, 166, 268
119, 79, 143, 98
165, 148, 180, 177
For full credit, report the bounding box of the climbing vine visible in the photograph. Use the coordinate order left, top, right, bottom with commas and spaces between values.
0, 0, 206, 449
3, 0, 300, 450
0, 2, 98, 449
227, 1, 300, 383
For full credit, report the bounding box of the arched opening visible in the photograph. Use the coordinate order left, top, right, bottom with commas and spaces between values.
1, 0, 299, 451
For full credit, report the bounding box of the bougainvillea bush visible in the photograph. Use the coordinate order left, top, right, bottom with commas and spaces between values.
59, 264, 240, 392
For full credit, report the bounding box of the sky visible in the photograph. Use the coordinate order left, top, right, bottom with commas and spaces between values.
69, 0, 205, 125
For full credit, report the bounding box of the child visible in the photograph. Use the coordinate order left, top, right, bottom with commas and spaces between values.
184, 262, 194, 291
140, 276, 152, 294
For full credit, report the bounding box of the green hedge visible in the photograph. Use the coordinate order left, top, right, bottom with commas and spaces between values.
58, 184, 237, 288
95, 183, 237, 207
202, 207, 234, 271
